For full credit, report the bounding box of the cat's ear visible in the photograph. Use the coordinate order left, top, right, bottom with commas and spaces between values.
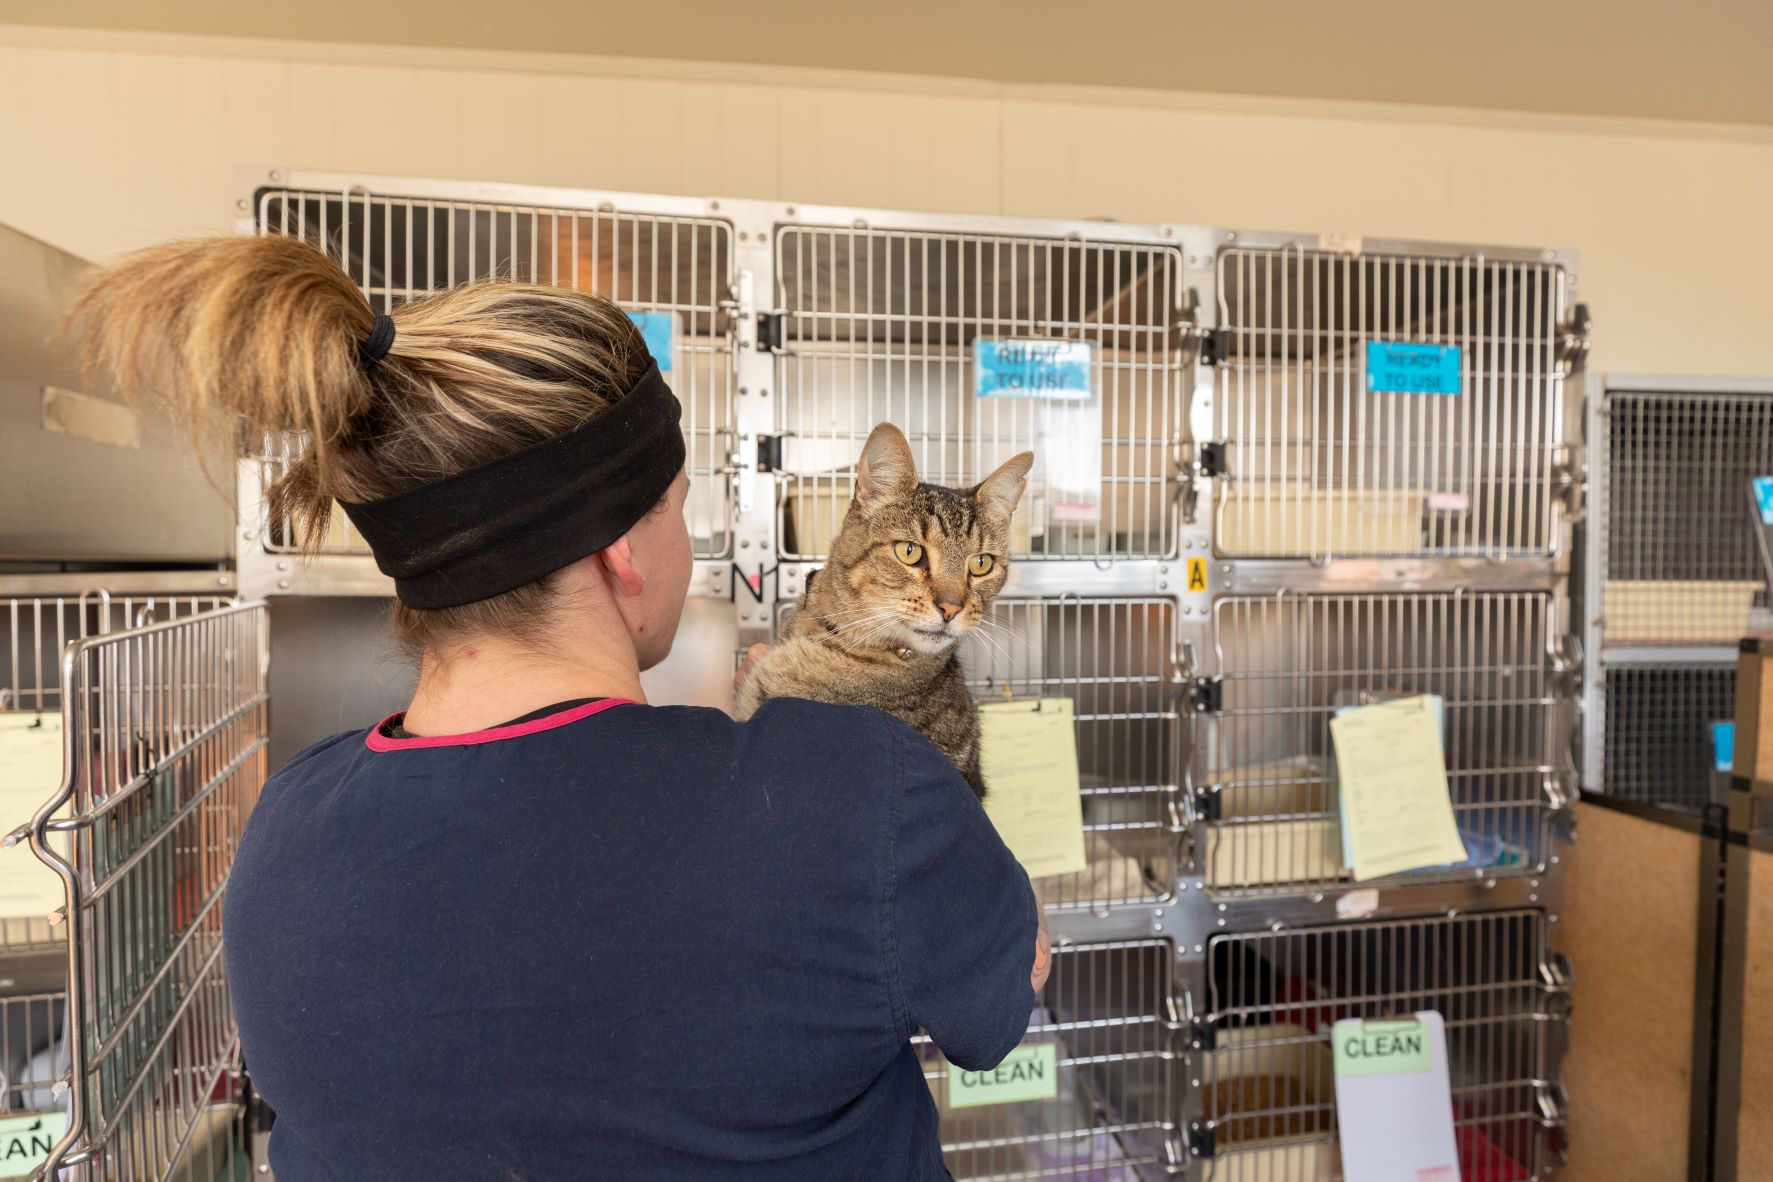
855, 423, 918, 509
974, 451, 1034, 518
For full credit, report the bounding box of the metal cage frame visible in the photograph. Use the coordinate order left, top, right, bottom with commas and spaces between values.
26, 601, 268, 1180
1579, 374, 1773, 804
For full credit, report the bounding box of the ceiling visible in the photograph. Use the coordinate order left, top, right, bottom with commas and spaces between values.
6, 0, 1771, 128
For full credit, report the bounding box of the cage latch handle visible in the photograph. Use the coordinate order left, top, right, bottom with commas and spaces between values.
1187, 676, 1223, 714
1196, 442, 1227, 479
756, 435, 786, 474
756, 311, 786, 355
1195, 326, 1230, 368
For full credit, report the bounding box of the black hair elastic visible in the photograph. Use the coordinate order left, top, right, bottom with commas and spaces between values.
357, 311, 397, 369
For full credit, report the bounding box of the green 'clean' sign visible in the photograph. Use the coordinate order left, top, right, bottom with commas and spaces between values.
946, 1042, 1059, 1108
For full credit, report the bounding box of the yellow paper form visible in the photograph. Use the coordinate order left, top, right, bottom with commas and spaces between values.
0, 714, 68, 920
1330, 695, 1467, 882
978, 698, 1088, 880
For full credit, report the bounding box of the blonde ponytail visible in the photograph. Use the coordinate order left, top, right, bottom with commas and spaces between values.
68, 234, 652, 655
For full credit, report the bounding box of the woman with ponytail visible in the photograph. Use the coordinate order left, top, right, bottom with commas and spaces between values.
71, 237, 1045, 1180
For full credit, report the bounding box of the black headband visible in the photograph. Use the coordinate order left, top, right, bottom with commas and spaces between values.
358, 311, 396, 369
339, 362, 685, 609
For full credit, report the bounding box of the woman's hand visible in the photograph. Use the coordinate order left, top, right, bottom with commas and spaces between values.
734, 644, 770, 693
1032, 906, 1051, 993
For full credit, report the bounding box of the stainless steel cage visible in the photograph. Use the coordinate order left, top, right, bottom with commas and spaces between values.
1596, 388, 1773, 648
1598, 663, 1735, 813
920, 938, 1180, 1180
775, 594, 1182, 912
1190, 909, 1569, 1181
771, 222, 1188, 562
251, 181, 737, 566
1192, 591, 1570, 895
28, 602, 267, 1179
2, 593, 235, 960
1208, 241, 1577, 561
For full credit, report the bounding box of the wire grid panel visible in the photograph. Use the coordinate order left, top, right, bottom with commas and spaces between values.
30, 603, 267, 1179
773, 224, 1187, 561
1, 594, 234, 959
1599, 663, 1735, 813
1200, 591, 1557, 894
920, 939, 1180, 1180
1197, 909, 1565, 1181
254, 186, 737, 559
1213, 246, 1570, 559
1602, 391, 1773, 646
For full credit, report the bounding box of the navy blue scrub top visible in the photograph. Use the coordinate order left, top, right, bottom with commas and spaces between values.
223, 697, 1039, 1180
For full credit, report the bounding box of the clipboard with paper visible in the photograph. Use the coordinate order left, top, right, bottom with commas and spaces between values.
1332, 1011, 1463, 1182
977, 698, 1088, 880
0, 714, 69, 921
1329, 695, 1467, 881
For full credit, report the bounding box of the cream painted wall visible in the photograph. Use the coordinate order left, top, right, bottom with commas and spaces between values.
1, 27, 1769, 378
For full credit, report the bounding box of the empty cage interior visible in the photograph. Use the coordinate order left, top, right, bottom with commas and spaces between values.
1603, 391, 1773, 645
920, 939, 1178, 1180
774, 225, 1186, 560
772, 596, 1180, 908
1214, 247, 1568, 559
1600, 663, 1735, 813
54, 605, 267, 1177
1201, 910, 1563, 1181
254, 187, 736, 558
1201, 592, 1554, 892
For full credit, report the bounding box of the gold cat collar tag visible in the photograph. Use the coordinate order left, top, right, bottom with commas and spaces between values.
895, 647, 914, 661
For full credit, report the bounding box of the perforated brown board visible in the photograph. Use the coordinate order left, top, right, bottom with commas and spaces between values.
1738, 845, 1773, 1180
1561, 802, 1702, 1182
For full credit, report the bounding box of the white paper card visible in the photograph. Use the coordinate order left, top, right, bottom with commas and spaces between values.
1333, 1010, 1462, 1182
0, 716, 68, 920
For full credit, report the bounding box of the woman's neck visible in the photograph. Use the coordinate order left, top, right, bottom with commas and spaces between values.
400, 623, 648, 738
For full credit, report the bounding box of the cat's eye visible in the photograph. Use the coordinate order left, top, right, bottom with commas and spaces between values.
968, 554, 996, 577
893, 541, 924, 566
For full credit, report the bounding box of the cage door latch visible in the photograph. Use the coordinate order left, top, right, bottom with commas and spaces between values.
756, 311, 786, 354
1196, 326, 1230, 367
1196, 442, 1226, 479
1187, 676, 1223, 714
756, 435, 785, 473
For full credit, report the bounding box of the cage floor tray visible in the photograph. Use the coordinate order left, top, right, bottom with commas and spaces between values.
1605, 580, 1760, 644
1218, 488, 1425, 556
1205, 760, 1344, 888
1200, 1026, 1337, 1179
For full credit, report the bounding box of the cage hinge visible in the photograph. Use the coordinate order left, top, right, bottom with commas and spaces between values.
756, 435, 785, 473
1187, 676, 1223, 714
1197, 442, 1227, 479
756, 311, 786, 354
1194, 786, 1222, 822
1196, 326, 1229, 367
1557, 302, 1591, 364
1187, 1121, 1216, 1159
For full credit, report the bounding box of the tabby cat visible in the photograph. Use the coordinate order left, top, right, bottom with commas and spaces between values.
734, 423, 1033, 799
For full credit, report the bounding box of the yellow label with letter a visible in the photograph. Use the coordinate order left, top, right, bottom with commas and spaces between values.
946, 1043, 1059, 1108
1186, 557, 1208, 593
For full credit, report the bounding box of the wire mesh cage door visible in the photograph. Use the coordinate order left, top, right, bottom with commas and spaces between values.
771, 222, 1189, 563
920, 939, 1181, 1180
2, 594, 236, 960
1192, 909, 1569, 1182
1211, 244, 1574, 560
1598, 663, 1736, 813
1195, 591, 1566, 895
1600, 390, 1773, 647
253, 184, 738, 563
28, 603, 268, 1181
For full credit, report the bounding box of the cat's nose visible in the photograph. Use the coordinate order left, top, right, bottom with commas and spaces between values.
936, 601, 963, 622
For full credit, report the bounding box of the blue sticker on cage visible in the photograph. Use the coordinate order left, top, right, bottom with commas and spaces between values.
1754, 477, 1773, 524
974, 340, 1093, 401
1365, 341, 1462, 395
628, 311, 675, 373
1713, 721, 1735, 773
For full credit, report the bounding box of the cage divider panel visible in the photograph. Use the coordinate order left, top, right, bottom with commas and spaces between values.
254, 187, 737, 561
1200, 591, 1556, 894
1213, 246, 1567, 560
1200, 910, 1563, 1178
772, 224, 1186, 562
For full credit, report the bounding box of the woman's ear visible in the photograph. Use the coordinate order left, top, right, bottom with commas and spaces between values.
595, 537, 647, 598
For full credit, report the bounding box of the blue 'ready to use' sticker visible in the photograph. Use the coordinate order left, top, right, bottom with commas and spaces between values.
628, 311, 676, 373
1365, 341, 1462, 395
973, 339, 1093, 400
